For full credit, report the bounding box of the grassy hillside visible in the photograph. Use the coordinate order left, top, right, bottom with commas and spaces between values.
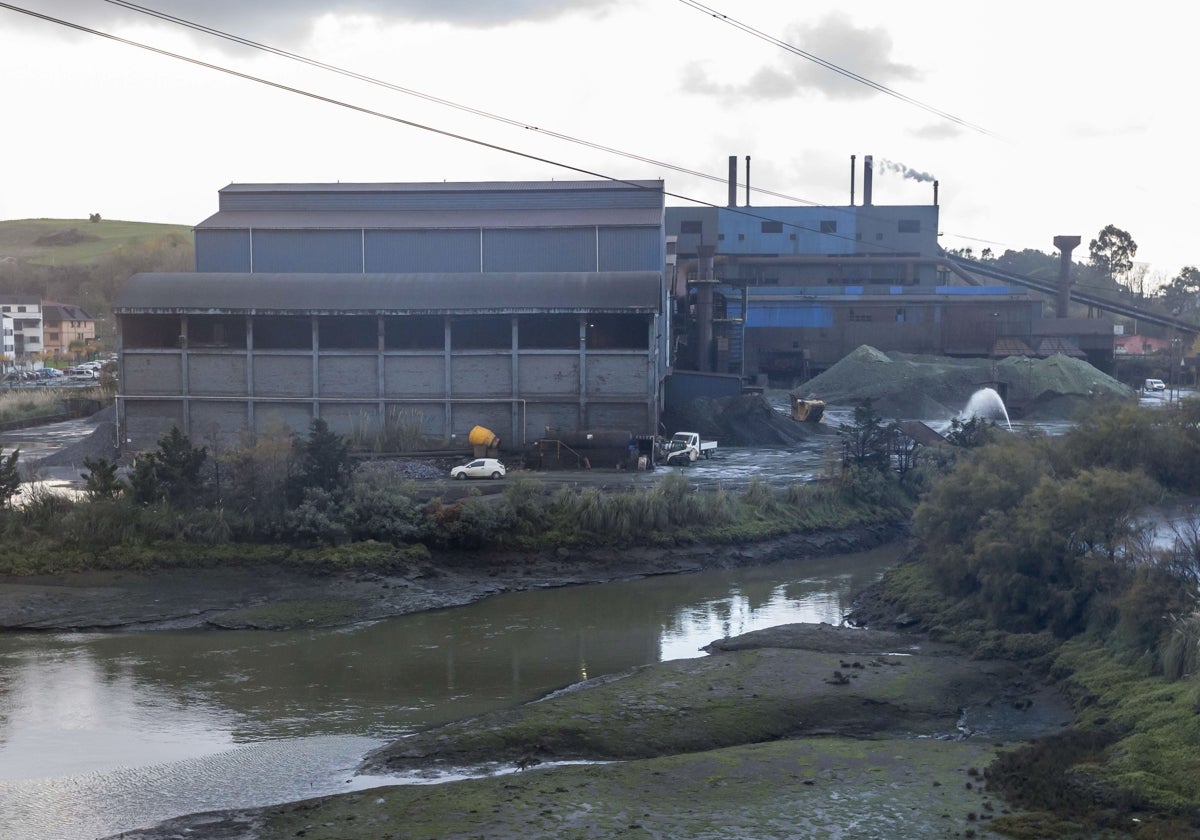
0, 218, 193, 266
0, 219, 194, 329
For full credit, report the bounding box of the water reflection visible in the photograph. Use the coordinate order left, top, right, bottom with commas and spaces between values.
0, 543, 900, 838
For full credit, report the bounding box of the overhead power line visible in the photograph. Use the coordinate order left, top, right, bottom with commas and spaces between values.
676, 0, 999, 139
96, 0, 820, 208
0, 1, 923, 253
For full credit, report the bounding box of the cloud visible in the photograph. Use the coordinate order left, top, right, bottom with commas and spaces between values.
911, 122, 962, 141
683, 12, 918, 102
28, 0, 621, 35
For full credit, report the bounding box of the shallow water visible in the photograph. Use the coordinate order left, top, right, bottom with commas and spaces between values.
0, 543, 901, 839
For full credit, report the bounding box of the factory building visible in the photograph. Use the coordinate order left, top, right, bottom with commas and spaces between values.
666, 156, 1047, 380
115, 180, 668, 450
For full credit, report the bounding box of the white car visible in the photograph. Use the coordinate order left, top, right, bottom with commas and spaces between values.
451, 458, 506, 480
1145, 378, 1166, 391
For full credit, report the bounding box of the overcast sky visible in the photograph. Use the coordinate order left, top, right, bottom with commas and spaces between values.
2, 1, 1194, 281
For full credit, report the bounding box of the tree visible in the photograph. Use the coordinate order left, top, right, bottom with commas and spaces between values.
82, 456, 123, 500
286, 418, 356, 507
0, 448, 20, 508
126, 426, 209, 507
1089, 224, 1138, 285
1158, 265, 1200, 317
838, 399, 890, 472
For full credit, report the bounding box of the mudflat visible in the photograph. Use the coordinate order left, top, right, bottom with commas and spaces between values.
114, 622, 1071, 839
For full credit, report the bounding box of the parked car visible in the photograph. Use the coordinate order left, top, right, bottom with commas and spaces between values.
1145, 378, 1166, 391
450, 458, 507, 480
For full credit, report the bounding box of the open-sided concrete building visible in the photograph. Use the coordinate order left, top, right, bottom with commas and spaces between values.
115, 180, 668, 450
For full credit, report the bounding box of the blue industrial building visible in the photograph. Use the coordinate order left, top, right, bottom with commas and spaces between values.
665, 157, 1053, 379
115, 180, 669, 450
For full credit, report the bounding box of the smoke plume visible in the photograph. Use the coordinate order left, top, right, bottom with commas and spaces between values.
877, 159, 936, 183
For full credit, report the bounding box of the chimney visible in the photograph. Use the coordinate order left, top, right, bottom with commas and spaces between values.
933, 180, 939, 206
863, 155, 874, 206
745, 156, 751, 206
850, 155, 856, 206
727, 156, 737, 207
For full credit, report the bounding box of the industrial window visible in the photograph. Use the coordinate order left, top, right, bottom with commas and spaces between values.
737, 233, 745, 241
451, 316, 510, 350
586, 314, 647, 350
820, 220, 837, 233
189, 315, 246, 348
849, 314, 872, 322
680, 220, 703, 234
898, 219, 921, 233
760, 221, 783, 233
123, 315, 181, 349
518, 314, 578, 349
253, 316, 311, 350
319, 316, 377, 350
384, 315, 443, 350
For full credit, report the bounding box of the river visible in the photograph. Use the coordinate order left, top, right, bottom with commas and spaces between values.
0, 542, 901, 840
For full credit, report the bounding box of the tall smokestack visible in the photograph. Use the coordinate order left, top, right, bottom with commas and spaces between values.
863, 155, 874, 206
745, 156, 751, 206
727, 156, 737, 207
933, 180, 939, 206
850, 155, 856, 206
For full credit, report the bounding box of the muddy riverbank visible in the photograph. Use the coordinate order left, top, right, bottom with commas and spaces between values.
114, 622, 1073, 840
0, 522, 904, 633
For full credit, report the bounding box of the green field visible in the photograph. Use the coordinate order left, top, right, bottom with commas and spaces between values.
0, 218, 193, 266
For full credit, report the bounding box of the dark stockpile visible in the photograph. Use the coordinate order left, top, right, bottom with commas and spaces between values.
800, 345, 1133, 420
662, 393, 834, 447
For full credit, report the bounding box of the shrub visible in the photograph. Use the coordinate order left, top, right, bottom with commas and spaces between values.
82, 456, 123, 500
1161, 612, 1200, 681
286, 418, 355, 506
344, 473, 427, 544
0, 447, 18, 508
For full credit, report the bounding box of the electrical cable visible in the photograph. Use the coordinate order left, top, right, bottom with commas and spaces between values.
0, 1, 934, 254
97, 0, 822, 208
676, 0, 999, 139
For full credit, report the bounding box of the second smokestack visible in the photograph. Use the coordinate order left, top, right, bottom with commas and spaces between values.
863, 155, 874, 206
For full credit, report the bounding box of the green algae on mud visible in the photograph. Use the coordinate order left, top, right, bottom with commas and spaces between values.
362, 624, 1058, 775
111, 622, 1071, 839
257, 739, 1010, 840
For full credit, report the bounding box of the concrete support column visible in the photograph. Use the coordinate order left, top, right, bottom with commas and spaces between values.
180, 315, 190, 436
579, 316, 588, 430
1053, 235, 1082, 318
511, 316, 520, 447
246, 315, 255, 435
311, 316, 320, 420
444, 317, 453, 441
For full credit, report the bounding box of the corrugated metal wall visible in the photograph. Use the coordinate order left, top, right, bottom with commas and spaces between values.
483, 229, 595, 272
252, 230, 363, 273
195, 230, 251, 272
598, 227, 662, 271
365, 230, 481, 273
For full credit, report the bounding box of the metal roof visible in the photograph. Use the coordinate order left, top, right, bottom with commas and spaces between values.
219, 180, 664, 195
42, 303, 95, 321
195, 207, 664, 231
115, 272, 663, 314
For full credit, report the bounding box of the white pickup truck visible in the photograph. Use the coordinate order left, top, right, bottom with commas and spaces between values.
660, 431, 718, 466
